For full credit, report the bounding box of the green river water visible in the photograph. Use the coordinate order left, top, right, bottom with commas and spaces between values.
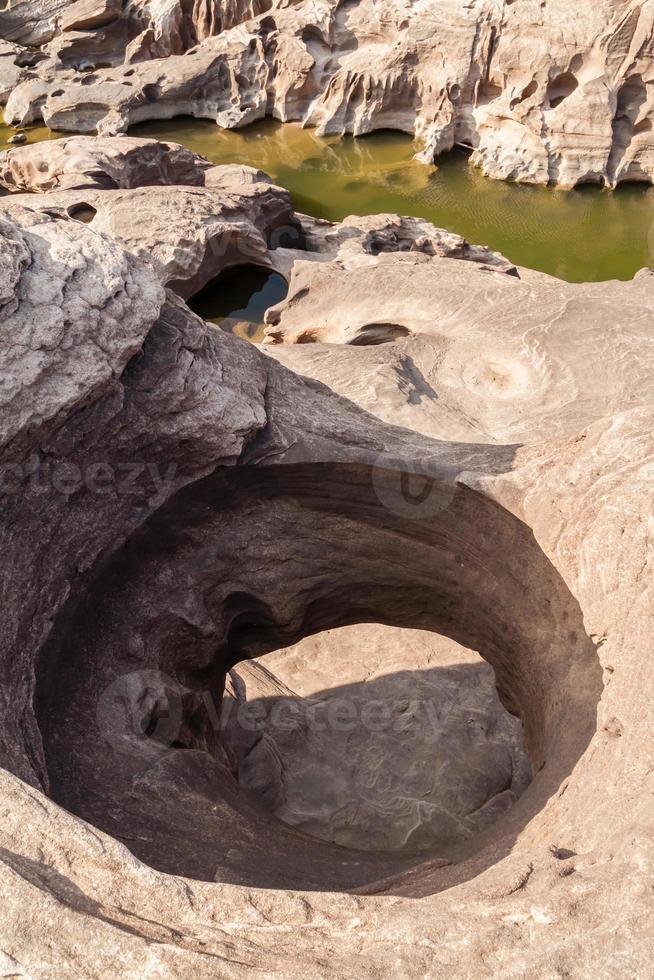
3, 116, 654, 283
131, 117, 654, 283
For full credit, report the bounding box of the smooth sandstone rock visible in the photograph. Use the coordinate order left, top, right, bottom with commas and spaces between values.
0, 158, 297, 295
61, 0, 122, 33
0, 135, 213, 192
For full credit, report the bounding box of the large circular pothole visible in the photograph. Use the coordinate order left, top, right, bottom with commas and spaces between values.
35, 464, 601, 893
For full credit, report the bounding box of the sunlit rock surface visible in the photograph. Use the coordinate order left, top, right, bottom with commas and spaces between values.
0, 134, 213, 191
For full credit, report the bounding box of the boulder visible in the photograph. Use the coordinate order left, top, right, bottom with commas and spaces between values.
0, 135, 213, 192
0, 0, 71, 46
60, 0, 122, 33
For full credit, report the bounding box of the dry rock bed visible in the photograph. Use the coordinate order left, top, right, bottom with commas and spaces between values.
0, 0, 653, 961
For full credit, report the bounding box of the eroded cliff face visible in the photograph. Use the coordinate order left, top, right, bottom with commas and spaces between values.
0, 138, 652, 976
124, 0, 274, 59
2, 0, 654, 186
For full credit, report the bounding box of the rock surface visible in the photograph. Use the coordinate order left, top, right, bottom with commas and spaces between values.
0, 135, 213, 192
0, 111, 652, 980
227, 627, 531, 853
0, 150, 297, 295
60, 0, 122, 34
3, 0, 654, 185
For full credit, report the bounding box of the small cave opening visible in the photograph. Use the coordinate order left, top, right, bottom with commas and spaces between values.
188, 264, 288, 342
546, 71, 579, 109
613, 75, 648, 133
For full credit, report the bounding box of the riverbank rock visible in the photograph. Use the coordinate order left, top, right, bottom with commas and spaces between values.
262, 242, 654, 443
0, 135, 213, 192
0, 159, 297, 293
3, 0, 654, 185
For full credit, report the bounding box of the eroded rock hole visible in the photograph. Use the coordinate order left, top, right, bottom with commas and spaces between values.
188, 264, 288, 342
608, 76, 649, 181
477, 81, 503, 105
349, 322, 411, 345
510, 79, 538, 109
612, 77, 648, 145
35, 464, 602, 892
546, 72, 579, 109
67, 203, 98, 224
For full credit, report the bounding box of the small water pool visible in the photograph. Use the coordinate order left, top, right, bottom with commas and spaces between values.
189, 265, 288, 341
0, 120, 61, 152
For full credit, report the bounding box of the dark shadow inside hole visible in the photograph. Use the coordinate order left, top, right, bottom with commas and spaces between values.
35, 452, 603, 894
349, 322, 412, 345
188, 264, 288, 340
222, 647, 532, 855
67, 203, 98, 224
547, 71, 579, 109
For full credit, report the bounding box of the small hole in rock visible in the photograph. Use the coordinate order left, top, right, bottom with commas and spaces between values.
188, 265, 288, 343
67, 204, 98, 224
547, 72, 579, 109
